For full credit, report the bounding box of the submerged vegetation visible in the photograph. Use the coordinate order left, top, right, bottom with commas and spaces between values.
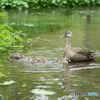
0, 0, 100, 10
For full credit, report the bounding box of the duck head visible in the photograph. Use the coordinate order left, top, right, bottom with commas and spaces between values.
65, 56, 71, 63
30, 58, 35, 63
60, 31, 72, 38
83, 14, 92, 20
86, 14, 92, 20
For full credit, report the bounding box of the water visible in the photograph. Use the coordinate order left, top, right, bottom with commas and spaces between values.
0, 7, 100, 100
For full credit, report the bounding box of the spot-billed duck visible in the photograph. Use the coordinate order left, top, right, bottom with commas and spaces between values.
60, 30, 97, 62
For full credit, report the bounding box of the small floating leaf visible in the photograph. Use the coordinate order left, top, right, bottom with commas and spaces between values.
0, 94, 2, 97
37, 37, 40, 39
0, 72, 7, 77
18, 92, 22, 94
0, 80, 15, 85
30, 89, 56, 95
22, 84, 27, 87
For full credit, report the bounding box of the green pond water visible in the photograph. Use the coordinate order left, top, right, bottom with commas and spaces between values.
0, 7, 100, 100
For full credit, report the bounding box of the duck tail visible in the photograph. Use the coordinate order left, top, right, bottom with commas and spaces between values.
91, 54, 98, 59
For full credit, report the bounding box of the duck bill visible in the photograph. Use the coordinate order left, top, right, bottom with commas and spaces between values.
68, 59, 71, 62
82, 16, 86, 19
60, 34, 66, 38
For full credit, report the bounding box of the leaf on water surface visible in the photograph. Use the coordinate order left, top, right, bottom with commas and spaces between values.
0, 80, 15, 85
0, 94, 2, 97
22, 84, 27, 87
0, 73, 7, 77
18, 92, 22, 95
30, 89, 56, 95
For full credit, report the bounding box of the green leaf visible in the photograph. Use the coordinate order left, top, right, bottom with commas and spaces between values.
0, 80, 15, 85
30, 89, 56, 95
52, 0, 55, 4
28, 50, 31, 54
0, 94, 2, 97
0, 72, 7, 77
22, 84, 27, 87
18, 92, 22, 94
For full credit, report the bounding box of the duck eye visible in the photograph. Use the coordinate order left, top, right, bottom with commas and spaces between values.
68, 31, 71, 34
68, 32, 70, 35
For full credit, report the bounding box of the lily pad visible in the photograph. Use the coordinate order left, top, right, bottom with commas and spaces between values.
30, 89, 56, 95
0, 80, 15, 85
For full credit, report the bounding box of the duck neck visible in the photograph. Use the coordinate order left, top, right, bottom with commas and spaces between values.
67, 38, 71, 46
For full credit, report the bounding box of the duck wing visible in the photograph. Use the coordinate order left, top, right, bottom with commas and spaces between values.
70, 49, 98, 62
75, 48, 94, 55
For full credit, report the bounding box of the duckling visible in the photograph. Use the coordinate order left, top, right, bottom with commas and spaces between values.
9, 53, 24, 59
36, 56, 47, 63
60, 30, 97, 62
23, 56, 35, 64
55, 56, 71, 64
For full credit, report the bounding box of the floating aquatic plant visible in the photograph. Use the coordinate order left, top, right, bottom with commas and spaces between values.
22, 84, 27, 87
0, 80, 15, 85
30, 89, 56, 95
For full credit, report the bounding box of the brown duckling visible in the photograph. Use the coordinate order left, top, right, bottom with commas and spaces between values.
23, 56, 35, 64
9, 53, 24, 59
60, 30, 97, 62
36, 56, 47, 63
55, 56, 71, 64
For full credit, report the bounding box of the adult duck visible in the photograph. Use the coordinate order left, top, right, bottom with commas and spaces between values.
9, 53, 24, 59
60, 30, 97, 62
83, 14, 92, 21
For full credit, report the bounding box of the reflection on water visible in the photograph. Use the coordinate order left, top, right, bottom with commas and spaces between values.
0, 7, 100, 100
63, 63, 70, 90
